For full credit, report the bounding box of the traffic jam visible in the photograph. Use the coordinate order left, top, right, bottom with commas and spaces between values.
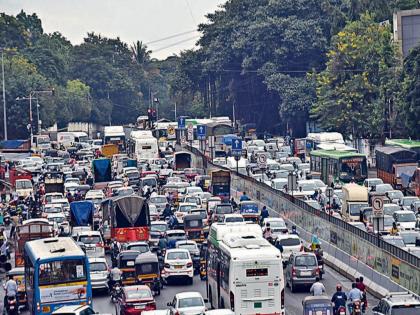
0, 117, 419, 315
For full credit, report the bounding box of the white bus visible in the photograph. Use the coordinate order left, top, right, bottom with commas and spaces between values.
129, 130, 158, 161
57, 132, 88, 148
207, 223, 285, 315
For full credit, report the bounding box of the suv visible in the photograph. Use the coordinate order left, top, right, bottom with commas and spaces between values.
372, 292, 420, 315
76, 231, 105, 258
52, 305, 111, 315
285, 252, 320, 293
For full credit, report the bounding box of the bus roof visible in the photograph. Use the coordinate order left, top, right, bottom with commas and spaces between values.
307, 132, 344, 143
219, 234, 281, 260
104, 126, 124, 135
209, 222, 262, 246
310, 150, 366, 159
342, 183, 368, 201
130, 130, 154, 139
385, 139, 420, 149
25, 237, 85, 262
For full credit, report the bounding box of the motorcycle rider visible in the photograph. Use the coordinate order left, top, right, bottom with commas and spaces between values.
109, 265, 123, 290
331, 284, 347, 314
356, 277, 367, 312
310, 277, 326, 296
3, 274, 18, 311
348, 283, 363, 314
260, 206, 269, 223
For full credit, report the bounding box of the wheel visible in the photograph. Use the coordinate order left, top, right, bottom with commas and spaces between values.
189, 277, 194, 285
290, 280, 295, 293
209, 287, 214, 309
220, 299, 225, 309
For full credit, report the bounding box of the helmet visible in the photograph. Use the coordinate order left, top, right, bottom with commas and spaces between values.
336, 284, 342, 291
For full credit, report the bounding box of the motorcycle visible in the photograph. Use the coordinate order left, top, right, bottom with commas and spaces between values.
5, 295, 18, 315
110, 283, 123, 303
349, 300, 362, 315
336, 306, 346, 315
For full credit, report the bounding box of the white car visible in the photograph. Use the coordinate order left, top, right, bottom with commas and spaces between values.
393, 210, 417, 231
223, 214, 244, 223
262, 217, 288, 237
275, 234, 302, 263
168, 292, 207, 315
47, 213, 70, 235
50, 198, 70, 212
52, 305, 110, 315
175, 203, 197, 224
89, 257, 109, 290
363, 178, 383, 191
162, 249, 194, 284
77, 231, 105, 258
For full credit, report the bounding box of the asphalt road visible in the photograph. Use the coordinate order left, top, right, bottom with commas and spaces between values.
91, 264, 378, 315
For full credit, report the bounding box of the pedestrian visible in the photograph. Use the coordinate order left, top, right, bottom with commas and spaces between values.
9, 212, 19, 240
261, 206, 269, 222
310, 277, 326, 296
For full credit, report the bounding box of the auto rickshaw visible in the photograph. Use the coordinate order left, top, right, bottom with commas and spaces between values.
7, 267, 27, 308
135, 252, 161, 296
117, 250, 141, 285
199, 241, 208, 280
302, 296, 333, 315
239, 201, 260, 223
184, 214, 205, 243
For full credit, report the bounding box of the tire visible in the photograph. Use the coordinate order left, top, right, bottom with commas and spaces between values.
220, 299, 225, 309
189, 277, 194, 285
209, 288, 214, 309
290, 281, 295, 293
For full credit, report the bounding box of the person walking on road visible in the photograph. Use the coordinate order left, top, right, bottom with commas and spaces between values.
310, 277, 326, 296
260, 206, 269, 223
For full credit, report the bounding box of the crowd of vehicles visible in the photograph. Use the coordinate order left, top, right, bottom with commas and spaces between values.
0, 120, 419, 315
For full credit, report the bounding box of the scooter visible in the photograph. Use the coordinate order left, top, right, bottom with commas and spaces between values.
336, 306, 346, 315
350, 300, 362, 315
110, 283, 123, 303
4, 295, 18, 315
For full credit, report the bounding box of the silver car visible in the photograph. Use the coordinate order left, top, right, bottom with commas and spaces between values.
88, 257, 109, 290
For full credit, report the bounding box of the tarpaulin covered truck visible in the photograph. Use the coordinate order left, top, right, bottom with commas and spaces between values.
70, 201, 95, 226
92, 158, 112, 190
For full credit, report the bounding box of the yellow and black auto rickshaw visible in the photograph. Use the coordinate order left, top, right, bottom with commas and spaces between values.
135, 252, 161, 295
184, 214, 205, 243
117, 250, 140, 285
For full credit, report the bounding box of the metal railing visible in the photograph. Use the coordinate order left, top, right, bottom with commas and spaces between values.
188, 145, 420, 268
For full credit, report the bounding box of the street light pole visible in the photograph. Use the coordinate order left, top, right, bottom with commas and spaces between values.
36, 98, 41, 134
1, 49, 7, 140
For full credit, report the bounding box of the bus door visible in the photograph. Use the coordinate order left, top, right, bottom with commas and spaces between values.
217, 261, 221, 307
321, 158, 328, 184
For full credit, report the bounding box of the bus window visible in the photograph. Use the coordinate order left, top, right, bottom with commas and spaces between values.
39, 259, 87, 285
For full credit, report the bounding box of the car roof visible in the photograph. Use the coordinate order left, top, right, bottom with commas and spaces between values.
78, 230, 101, 236
382, 292, 420, 306
167, 248, 189, 253
88, 257, 107, 263
166, 229, 185, 235
176, 291, 203, 299
276, 234, 300, 240
394, 210, 414, 214
52, 305, 91, 313
176, 240, 197, 246
123, 285, 150, 292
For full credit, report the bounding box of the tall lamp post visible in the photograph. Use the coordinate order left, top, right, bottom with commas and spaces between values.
16, 89, 53, 146
1, 48, 7, 140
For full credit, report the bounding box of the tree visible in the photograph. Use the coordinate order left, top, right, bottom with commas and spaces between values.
131, 41, 151, 65
312, 14, 400, 139
0, 13, 28, 49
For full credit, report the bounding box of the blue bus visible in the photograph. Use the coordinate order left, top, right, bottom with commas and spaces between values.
24, 237, 92, 315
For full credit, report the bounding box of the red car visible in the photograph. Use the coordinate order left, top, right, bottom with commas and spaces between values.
118, 285, 156, 315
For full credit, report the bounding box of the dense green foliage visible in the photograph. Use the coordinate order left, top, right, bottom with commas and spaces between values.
1, 1, 420, 139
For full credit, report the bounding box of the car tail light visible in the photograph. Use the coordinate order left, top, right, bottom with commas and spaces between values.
145, 302, 156, 311
281, 289, 284, 308
315, 267, 320, 275
174, 312, 180, 315
186, 262, 193, 268
292, 267, 297, 277
230, 291, 235, 311
164, 263, 170, 269
96, 242, 104, 247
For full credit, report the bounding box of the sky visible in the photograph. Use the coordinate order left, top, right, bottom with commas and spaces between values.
1, 0, 226, 59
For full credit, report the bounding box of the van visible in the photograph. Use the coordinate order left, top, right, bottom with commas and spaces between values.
342, 183, 368, 222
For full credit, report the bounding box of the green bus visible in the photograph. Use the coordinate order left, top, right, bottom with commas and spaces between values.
310, 150, 368, 185
385, 139, 420, 160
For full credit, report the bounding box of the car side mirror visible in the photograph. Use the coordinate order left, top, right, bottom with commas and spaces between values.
372, 306, 378, 312
203, 298, 209, 303
167, 302, 172, 307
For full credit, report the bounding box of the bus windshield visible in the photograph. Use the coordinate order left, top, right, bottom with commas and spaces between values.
16, 180, 32, 189
39, 259, 87, 285
339, 159, 367, 181
349, 203, 368, 216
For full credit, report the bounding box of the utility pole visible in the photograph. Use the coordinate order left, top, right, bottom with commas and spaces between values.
174, 102, 177, 121
1, 49, 7, 140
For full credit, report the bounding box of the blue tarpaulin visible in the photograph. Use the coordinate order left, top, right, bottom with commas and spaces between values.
70, 201, 94, 226
0, 140, 28, 149
92, 158, 111, 183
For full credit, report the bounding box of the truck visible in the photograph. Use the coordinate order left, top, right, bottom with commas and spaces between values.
92, 158, 112, 189
210, 169, 231, 201
174, 151, 192, 170
101, 143, 119, 158
375, 147, 418, 189
104, 126, 126, 153
342, 183, 368, 222
70, 201, 95, 227
44, 172, 65, 193
15, 218, 54, 266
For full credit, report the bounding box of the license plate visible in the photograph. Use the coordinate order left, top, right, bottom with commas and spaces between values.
175, 265, 183, 269
301, 271, 312, 276
135, 305, 144, 310
254, 302, 262, 309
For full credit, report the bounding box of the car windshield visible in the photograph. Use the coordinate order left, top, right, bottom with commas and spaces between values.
299, 182, 316, 191
126, 289, 152, 300
45, 207, 61, 213
279, 238, 301, 246
387, 191, 403, 200
384, 217, 395, 227
368, 179, 382, 187
179, 297, 204, 308
151, 224, 167, 232
185, 197, 199, 204
50, 216, 65, 223
167, 251, 189, 260
16, 181, 32, 189
150, 196, 167, 204
384, 205, 400, 216
384, 238, 405, 247
179, 205, 194, 213
128, 244, 149, 253
313, 180, 326, 188
295, 255, 317, 267
376, 184, 393, 193
187, 187, 202, 193
143, 179, 156, 186
268, 220, 286, 228
191, 211, 206, 219
217, 205, 233, 214
168, 233, 185, 238
396, 213, 416, 222
402, 198, 418, 206
79, 235, 101, 244
349, 203, 368, 216
400, 233, 419, 245
90, 262, 107, 272
391, 306, 420, 315
178, 244, 197, 251
225, 217, 244, 223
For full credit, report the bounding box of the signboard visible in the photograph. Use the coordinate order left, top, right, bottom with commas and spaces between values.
187, 123, 194, 141
40, 282, 87, 303
178, 117, 186, 129
167, 126, 176, 139
257, 153, 267, 169
232, 138, 242, 157
208, 136, 215, 148
197, 124, 206, 140
372, 195, 384, 217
